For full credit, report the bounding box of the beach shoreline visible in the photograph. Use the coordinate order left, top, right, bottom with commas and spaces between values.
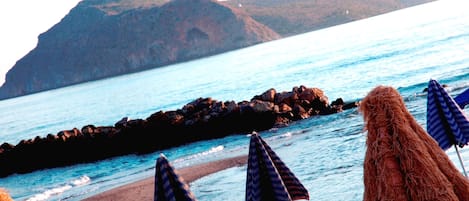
82, 155, 248, 201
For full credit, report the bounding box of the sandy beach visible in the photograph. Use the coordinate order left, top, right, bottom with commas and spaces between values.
82, 155, 248, 201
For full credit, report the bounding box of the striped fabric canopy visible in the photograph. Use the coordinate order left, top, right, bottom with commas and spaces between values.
245, 133, 309, 201
427, 79, 469, 150
154, 154, 197, 201
455, 87, 469, 109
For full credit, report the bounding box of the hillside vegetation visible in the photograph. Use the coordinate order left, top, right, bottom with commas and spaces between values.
219, 0, 434, 36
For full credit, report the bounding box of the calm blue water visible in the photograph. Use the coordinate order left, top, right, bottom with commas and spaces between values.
1, 0, 469, 200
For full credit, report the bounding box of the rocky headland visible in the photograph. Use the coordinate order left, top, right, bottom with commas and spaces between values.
0, 0, 279, 100
0, 85, 358, 177
0, 0, 434, 100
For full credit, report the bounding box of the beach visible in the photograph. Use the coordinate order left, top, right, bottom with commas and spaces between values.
1, 1, 468, 200
82, 155, 248, 201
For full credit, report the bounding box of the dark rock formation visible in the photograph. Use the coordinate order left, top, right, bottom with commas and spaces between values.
0, 0, 280, 100
0, 85, 358, 177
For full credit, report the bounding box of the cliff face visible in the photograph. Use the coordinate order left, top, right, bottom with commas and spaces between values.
0, 0, 280, 99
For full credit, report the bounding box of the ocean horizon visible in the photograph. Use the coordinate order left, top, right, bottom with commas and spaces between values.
1, 0, 469, 200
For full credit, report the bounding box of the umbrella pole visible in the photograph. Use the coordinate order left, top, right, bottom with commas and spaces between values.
454, 144, 468, 178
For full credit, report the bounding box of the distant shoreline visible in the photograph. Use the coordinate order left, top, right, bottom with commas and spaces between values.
82, 155, 248, 201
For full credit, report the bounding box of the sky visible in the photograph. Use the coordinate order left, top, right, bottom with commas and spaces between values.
0, 0, 82, 85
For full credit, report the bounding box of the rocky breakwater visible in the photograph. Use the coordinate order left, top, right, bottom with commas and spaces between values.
0, 85, 358, 177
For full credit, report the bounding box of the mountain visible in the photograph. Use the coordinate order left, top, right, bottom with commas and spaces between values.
0, 0, 280, 99
219, 0, 435, 36
0, 0, 434, 100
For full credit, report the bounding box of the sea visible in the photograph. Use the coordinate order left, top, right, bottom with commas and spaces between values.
1, 0, 469, 200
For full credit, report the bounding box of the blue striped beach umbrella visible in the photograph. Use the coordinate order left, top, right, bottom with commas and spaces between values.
427, 79, 469, 177
455, 87, 469, 109
154, 153, 197, 201
245, 132, 309, 201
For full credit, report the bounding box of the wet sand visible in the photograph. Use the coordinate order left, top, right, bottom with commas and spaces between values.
82, 155, 248, 201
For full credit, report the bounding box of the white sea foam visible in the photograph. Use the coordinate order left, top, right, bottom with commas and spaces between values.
71, 175, 91, 186
280, 132, 292, 138
173, 145, 225, 164
26, 185, 72, 201
25, 176, 90, 201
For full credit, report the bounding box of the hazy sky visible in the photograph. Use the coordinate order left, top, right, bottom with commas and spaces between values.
0, 0, 82, 85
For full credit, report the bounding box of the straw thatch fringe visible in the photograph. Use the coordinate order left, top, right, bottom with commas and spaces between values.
360, 86, 469, 201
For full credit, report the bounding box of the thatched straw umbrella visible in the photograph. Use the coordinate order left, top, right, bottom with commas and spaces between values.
360, 85, 469, 201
